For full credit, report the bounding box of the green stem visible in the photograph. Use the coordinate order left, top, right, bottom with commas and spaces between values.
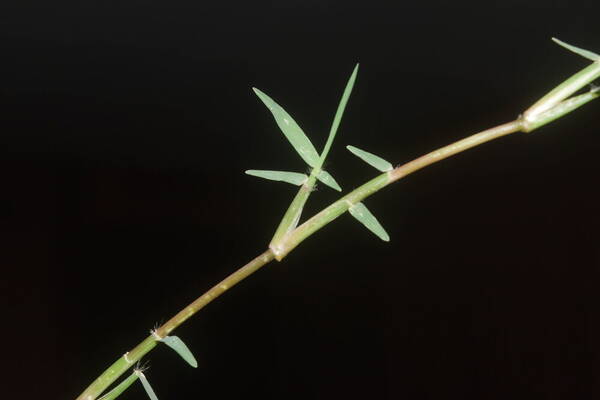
75, 249, 275, 400
76, 336, 156, 400
157, 249, 275, 336
523, 61, 600, 124
98, 373, 139, 400
272, 120, 523, 260
389, 120, 522, 183
522, 89, 599, 132
270, 174, 318, 245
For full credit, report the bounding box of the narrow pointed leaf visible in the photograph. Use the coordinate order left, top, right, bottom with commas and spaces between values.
98, 373, 139, 400
160, 335, 198, 368
136, 371, 160, 400
348, 202, 390, 241
253, 88, 320, 167
319, 63, 360, 164
552, 37, 600, 61
246, 170, 308, 186
347, 145, 393, 172
316, 170, 342, 192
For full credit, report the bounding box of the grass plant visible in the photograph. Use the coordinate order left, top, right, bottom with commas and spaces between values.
75, 38, 599, 400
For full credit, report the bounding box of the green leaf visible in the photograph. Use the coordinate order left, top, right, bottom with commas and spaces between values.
319, 63, 360, 164
160, 335, 198, 368
253, 88, 320, 167
246, 170, 308, 186
552, 37, 600, 62
98, 373, 138, 400
346, 145, 393, 172
348, 202, 389, 241
316, 170, 342, 192
135, 371, 160, 400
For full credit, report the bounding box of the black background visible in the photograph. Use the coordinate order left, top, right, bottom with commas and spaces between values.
2, 2, 599, 399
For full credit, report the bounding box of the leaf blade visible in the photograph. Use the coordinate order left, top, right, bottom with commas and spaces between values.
135, 371, 160, 400
245, 170, 308, 186
348, 202, 390, 241
318, 63, 360, 164
347, 145, 393, 172
552, 37, 600, 61
316, 170, 342, 192
98, 373, 139, 400
160, 335, 198, 368
253, 88, 320, 167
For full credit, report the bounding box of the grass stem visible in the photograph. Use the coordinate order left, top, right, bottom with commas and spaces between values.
75, 249, 275, 400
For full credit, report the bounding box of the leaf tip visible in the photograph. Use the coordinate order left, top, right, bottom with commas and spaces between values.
160, 335, 199, 369
252, 87, 268, 100
348, 202, 389, 242
316, 170, 342, 192
346, 145, 393, 172
551, 37, 600, 61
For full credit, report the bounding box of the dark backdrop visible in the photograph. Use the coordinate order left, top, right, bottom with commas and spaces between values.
2, 2, 599, 399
